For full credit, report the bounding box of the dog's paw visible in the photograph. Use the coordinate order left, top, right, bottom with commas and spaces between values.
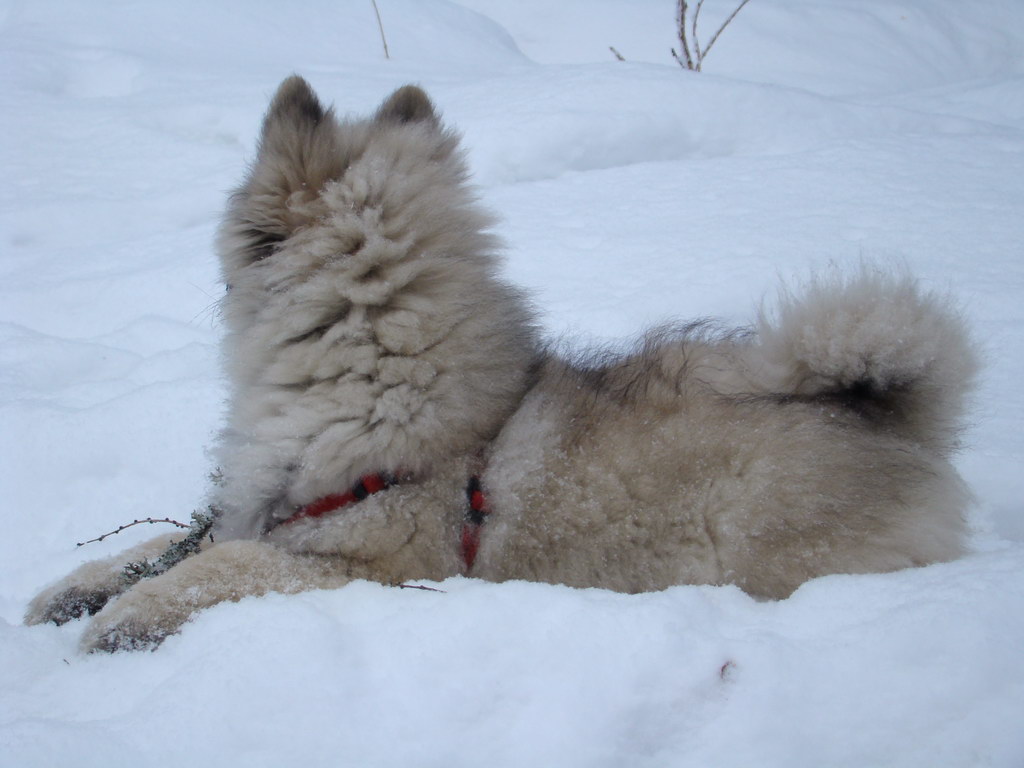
24, 534, 187, 628
80, 608, 186, 654
83, 619, 174, 653
25, 584, 119, 626
78, 583, 194, 653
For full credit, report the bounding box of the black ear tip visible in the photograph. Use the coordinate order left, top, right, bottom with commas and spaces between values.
268, 74, 326, 125
375, 84, 438, 125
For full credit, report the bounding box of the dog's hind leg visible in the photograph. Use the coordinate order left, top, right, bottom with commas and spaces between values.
79, 540, 350, 652
24, 534, 188, 626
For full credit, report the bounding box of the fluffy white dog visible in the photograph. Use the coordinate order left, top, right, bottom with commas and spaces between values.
27, 78, 976, 651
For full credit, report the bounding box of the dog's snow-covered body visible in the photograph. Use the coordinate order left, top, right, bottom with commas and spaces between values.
27, 78, 976, 651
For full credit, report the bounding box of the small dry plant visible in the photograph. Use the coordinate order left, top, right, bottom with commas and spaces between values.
672, 0, 752, 72
372, 0, 390, 59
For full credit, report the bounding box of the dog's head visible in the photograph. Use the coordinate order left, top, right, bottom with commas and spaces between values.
220, 77, 455, 270
215, 77, 522, 383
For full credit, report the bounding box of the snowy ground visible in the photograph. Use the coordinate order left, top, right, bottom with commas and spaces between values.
2, 1, 1023, 765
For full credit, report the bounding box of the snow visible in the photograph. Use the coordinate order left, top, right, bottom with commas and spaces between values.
1, 0, 1023, 765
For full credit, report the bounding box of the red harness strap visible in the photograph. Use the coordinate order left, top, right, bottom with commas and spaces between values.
278, 471, 491, 571
460, 475, 489, 570
279, 472, 397, 526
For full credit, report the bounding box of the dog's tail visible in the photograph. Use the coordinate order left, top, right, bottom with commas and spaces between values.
754, 268, 978, 454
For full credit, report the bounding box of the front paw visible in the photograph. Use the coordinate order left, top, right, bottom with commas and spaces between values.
24, 534, 187, 628
83, 619, 173, 653
25, 584, 119, 626
79, 586, 194, 653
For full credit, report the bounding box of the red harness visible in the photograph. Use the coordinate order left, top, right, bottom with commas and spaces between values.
279, 472, 400, 526
278, 472, 489, 569
461, 475, 489, 570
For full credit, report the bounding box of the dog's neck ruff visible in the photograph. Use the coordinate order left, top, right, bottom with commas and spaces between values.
277, 472, 491, 570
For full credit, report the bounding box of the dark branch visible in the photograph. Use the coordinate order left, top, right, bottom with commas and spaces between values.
77, 518, 190, 547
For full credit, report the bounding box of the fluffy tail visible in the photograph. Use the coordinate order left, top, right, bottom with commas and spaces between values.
755, 268, 978, 454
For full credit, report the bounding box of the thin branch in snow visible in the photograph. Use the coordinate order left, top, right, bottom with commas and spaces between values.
77, 517, 191, 547
371, 0, 390, 60
692, 0, 705, 62
397, 583, 446, 593
674, 0, 752, 72
699, 0, 752, 66
120, 507, 220, 586
674, 1, 695, 70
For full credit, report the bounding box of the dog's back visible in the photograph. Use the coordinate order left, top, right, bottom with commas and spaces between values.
478, 275, 975, 597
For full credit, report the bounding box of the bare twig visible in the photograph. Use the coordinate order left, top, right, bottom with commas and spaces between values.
397, 583, 446, 593
674, 0, 751, 72
692, 0, 705, 62
371, 0, 390, 60
609, 46, 626, 62
121, 507, 220, 586
77, 517, 190, 547
676, 1, 695, 70
700, 0, 751, 66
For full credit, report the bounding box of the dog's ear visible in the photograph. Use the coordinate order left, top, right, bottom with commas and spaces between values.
253, 75, 344, 194
374, 85, 439, 127
226, 76, 345, 261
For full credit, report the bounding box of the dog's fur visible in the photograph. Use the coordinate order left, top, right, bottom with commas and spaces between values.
26, 78, 977, 651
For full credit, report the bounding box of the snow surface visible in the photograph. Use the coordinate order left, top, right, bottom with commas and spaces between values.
2, 0, 1023, 765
